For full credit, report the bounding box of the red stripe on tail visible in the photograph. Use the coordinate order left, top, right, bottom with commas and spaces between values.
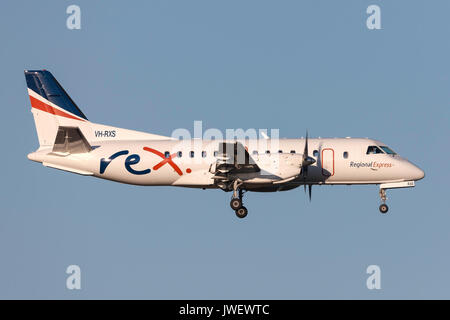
29, 95, 85, 121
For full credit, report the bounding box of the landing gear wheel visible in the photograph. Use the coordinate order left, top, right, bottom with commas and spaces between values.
230, 198, 242, 210
235, 206, 248, 219
379, 204, 389, 214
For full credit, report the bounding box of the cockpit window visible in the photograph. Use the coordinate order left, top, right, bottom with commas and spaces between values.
380, 146, 396, 155
366, 146, 384, 154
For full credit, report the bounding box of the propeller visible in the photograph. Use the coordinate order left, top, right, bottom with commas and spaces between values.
301, 130, 316, 201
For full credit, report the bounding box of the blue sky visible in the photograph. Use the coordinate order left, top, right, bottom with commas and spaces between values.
0, 0, 449, 299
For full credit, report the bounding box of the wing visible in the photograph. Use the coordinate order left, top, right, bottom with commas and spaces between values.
215, 142, 260, 174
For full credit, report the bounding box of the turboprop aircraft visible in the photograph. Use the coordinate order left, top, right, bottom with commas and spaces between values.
25, 70, 425, 218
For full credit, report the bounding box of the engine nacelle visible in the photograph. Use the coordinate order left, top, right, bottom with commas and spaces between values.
253, 153, 303, 180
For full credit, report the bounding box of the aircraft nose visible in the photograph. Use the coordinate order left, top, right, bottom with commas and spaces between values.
410, 163, 425, 181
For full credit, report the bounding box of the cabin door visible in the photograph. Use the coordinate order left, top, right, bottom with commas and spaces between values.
321, 148, 335, 176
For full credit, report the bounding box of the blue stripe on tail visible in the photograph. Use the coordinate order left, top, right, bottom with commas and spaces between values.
24, 70, 88, 120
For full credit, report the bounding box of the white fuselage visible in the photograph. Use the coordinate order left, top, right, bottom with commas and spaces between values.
28, 137, 425, 191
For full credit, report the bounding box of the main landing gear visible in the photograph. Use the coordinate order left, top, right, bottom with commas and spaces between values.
230, 180, 248, 218
379, 188, 389, 214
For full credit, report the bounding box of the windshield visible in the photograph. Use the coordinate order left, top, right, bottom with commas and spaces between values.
366, 146, 384, 154
380, 146, 397, 155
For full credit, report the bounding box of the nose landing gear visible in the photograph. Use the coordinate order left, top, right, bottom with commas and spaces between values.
377, 181, 418, 214
379, 188, 389, 214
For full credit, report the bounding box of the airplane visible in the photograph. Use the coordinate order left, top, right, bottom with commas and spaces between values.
24, 70, 425, 219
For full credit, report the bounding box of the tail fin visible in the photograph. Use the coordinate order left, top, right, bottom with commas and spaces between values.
25, 70, 88, 147
25, 69, 173, 150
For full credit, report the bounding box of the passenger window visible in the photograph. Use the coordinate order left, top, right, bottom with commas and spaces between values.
214, 151, 218, 157
202, 151, 207, 158
266, 150, 271, 154
278, 150, 283, 153
252, 150, 258, 155
343, 151, 348, 159
177, 151, 182, 158
164, 151, 170, 158
366, 146, 384, 154
190, 151, 195, 158
290, 150, 296, 154
313, 150, 318, 157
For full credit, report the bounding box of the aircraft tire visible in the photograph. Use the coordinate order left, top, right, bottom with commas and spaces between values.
235, 206, 248, 219
379, 204, 389, 214
230, 198, 242, 210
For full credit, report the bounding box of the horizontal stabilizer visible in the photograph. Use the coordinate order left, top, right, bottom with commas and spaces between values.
52, 126, 92, 155
42, 162, 93, 176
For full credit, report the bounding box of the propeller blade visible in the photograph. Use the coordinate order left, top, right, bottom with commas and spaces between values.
302, 164, 308, 178
302, 130, 316, 168
304, 130, 308, 160
301, 130, 315, 201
